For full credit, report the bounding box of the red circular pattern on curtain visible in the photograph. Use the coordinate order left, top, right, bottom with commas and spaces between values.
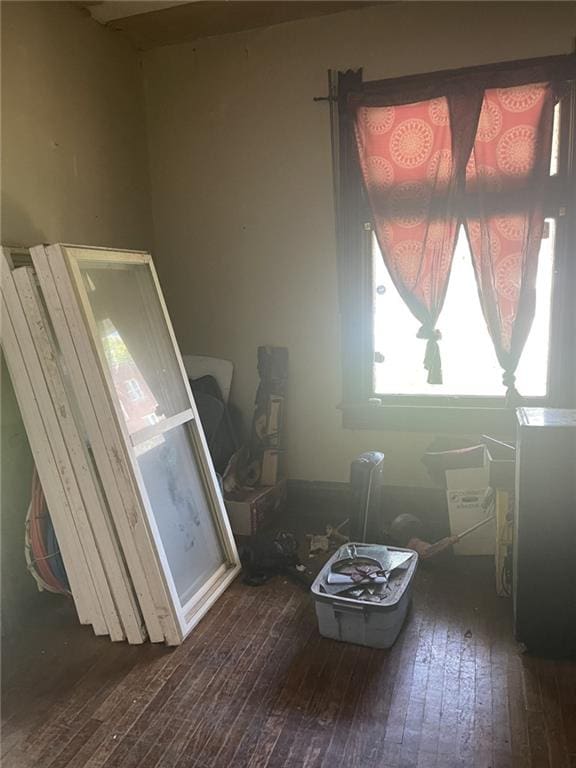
364, 155, 395, 188
428, 97, 449, 126
360, 105, 396, 135
354, 97, 458, 316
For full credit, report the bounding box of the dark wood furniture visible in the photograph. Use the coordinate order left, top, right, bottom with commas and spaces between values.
514, 408, 576, 656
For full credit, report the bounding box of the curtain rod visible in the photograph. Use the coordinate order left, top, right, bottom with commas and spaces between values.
313, 49, 576, 102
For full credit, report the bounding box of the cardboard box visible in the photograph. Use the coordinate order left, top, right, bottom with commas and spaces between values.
224, 480, 286, 537
446, 454, 495, 555
260, 448, 283, 486
265, 396, 284, 447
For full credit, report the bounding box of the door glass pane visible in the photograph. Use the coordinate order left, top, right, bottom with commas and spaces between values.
135, 423, 224, 607
77, 260, 189, 435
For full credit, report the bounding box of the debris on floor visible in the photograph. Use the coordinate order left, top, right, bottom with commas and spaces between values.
307, 518, 349, 556
238, 530, 312, 587
308, 534, 330, 554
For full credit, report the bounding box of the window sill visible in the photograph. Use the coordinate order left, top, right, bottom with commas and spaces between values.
340, 402, 516, 436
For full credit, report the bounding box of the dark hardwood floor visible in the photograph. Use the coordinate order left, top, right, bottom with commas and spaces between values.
2, 558, 575, 768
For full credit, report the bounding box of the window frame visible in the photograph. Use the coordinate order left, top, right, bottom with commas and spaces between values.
335, 61, 576, 434
33, 243, 241, 644
67, 247, 241, 641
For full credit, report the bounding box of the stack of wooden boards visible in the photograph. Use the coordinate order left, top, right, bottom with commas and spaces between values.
251, 345, 288, 486
1, 244, 241, 645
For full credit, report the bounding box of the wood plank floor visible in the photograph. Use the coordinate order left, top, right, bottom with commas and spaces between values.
2, 558, 575, 768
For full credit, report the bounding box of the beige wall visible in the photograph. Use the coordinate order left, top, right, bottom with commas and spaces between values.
142, 1, 576, 485
1, 1, 151, 249
1, 3, 574, 628
0, 1, 151, 629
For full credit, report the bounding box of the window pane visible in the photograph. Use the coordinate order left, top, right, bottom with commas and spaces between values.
135, 423, 224, 607
373, 222, 554, 397
78, 261, 189, 435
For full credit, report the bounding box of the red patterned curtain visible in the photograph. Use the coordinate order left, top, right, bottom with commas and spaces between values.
465, 83, 556, 403
341, 57, 574, 395
354, 96, 478, 384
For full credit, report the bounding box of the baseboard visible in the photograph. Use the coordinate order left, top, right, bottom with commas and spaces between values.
286, 479, 450, 541
286, 479, 350, 527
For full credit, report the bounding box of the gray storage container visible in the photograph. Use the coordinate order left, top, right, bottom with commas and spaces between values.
311, 544, 417, 649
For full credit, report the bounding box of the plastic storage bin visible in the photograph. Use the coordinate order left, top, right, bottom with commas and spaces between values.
311, 544, 417, 649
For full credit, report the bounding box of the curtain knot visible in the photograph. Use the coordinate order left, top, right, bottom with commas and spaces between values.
416, 325, 442, 342
416, 325, 443, 384
502, 371, 516, 388
502, 371, 522, 408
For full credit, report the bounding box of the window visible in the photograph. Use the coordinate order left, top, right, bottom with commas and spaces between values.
372, 218, 556, 398
59, 245, 240, 642
335, 58, 576, 430
125, 378, 144, 402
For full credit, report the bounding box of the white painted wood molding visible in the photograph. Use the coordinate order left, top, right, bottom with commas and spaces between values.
0, 249, 102, 633
14, 266, 147, 644
31, 245, 167, 643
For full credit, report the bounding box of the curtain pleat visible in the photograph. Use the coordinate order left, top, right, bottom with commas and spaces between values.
353, 93, 480, 383
464, 83, 556, 403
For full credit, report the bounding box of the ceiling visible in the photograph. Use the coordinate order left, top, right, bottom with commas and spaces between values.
79, 1, 380, 50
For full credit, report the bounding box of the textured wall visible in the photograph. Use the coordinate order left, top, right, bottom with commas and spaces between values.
0, 1, 151, 632
142, 2, 576, 484
2, 0, 575, 633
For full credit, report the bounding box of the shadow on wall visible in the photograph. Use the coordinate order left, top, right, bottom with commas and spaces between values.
2, 193, 50, 250
1, 198, 48, 636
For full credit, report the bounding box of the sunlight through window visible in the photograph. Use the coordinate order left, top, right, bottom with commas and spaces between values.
372, 220, 554, 397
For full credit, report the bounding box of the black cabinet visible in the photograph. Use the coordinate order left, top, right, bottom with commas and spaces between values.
514, 408, 576, 656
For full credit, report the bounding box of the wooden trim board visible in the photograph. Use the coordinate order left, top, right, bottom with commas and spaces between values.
130, 408, 194, 448
30, 245, 167, 643
0, 250, 102, 632
9, 263, 123, 639
64, 247, 183, 643
14, 266, 146, 644
48, 244, 241, 643
64, 244, 240, 641
146, 255, 240, 573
